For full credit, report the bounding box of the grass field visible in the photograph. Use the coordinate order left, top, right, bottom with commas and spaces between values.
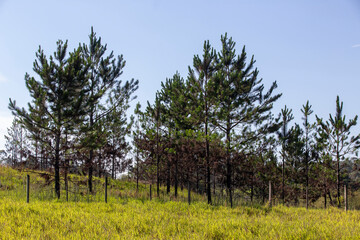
1, 198, 360, 239
1, 166, 360, 239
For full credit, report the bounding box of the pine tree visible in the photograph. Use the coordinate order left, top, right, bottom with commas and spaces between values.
159, 72, 192, 198
187, 40, 217, 204
4, 118, 24, 167
277, 106, 294, 204
81, 27, 132, 193
300, 101, 316, 209
285, 124, 304, 205
316, 96, 360, 208
9, 40, 89, 198
105, 80, 137, 179
132, 102, 144, 191
213, 34, 281, 207
144, 94, 163, 197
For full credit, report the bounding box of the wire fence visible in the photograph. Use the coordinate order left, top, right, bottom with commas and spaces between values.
0, 167, 358, 211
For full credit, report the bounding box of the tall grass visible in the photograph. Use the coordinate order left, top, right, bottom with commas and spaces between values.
2, 166, 360, 239
1, 198, 360, 239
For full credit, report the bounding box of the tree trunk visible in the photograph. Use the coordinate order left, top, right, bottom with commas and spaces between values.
88, 149, 93, 193
336, 149, 340, 208
282, 149, 285, 204
35, 139, 38, 169
250, 172, 254, 203
328, 191, 333, 206
205, 113, 212, 204
324, 185, 327, 209
166, 159, 171, 194
226, 126, 232, 208
305, 149, 309, 209
213, 169, 216, 196
54, 130, 61, 199
65, 132, 69, 201
305, 123, 309, 210
98, 149, 102, 178
175, 152, 178, 198
88, 112, 94, 193
196, 168, 200, 194
181, 173, 184, 191
136, 147, 139, 191
156, 123, 160, 198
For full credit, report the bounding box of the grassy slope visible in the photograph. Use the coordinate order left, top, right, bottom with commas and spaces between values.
1, 166, 360, 239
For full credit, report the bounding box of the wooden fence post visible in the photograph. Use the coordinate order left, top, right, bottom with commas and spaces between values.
188, 180, 191, 205
26, 175, 30, 203
105, 177, 108, 203
344, 184, 348, 212
269, 180, 272, 207
150, 184, 152, 200
66, 176, 69, 202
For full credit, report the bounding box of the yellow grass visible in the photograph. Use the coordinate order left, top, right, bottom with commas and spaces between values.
1, 166, 360, 239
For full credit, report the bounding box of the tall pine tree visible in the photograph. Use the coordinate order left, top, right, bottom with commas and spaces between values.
9, 40, 89, 198
213, 34, 281, 207
316, 96, 360, 208
187, 40, 217, 204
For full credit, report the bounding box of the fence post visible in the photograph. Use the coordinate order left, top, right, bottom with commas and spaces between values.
344, 184, 348, 212
66, 176, 69, 202
105, 177, 108, 203
150, 184, 152, 200
26, 175, 30, 203
268, 180, 272, 207
188, 180, 191, 205
75, 183, 79, 202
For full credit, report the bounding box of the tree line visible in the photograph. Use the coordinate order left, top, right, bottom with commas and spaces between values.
3, 29, 360, 208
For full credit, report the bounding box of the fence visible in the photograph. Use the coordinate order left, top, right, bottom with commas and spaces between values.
0, 167, 356, 211
0, 170, 206, 205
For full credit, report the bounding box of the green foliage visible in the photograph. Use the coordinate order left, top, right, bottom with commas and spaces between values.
316, 96, 360, 158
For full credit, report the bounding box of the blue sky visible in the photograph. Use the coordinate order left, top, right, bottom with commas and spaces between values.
0, 0, 360, 149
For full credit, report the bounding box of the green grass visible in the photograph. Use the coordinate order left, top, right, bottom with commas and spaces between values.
1, 166, 360, 239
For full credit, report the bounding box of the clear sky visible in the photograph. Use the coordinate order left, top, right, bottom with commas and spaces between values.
0, 0, 360, 149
